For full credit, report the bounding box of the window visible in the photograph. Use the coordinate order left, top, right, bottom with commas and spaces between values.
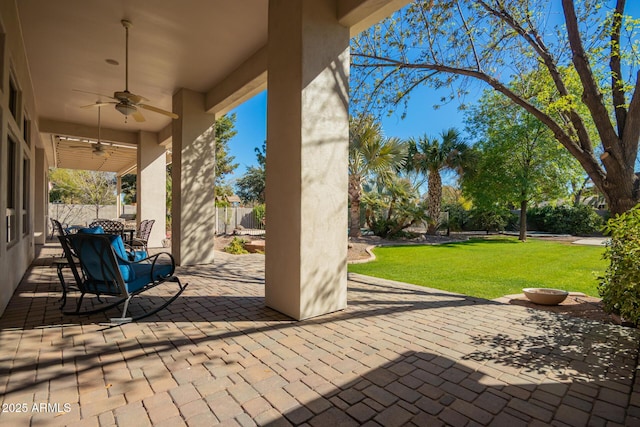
22, 155, 29, 236
6, 136, 17, 243
8, 75, 18, 121
23, 115, 30, 147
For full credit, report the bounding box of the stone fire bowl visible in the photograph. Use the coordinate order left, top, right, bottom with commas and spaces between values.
522, 288, 569, 306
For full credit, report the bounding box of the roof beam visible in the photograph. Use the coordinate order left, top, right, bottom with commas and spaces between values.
203, 1, 408, 116
158, 123, 173, 146
205, 46, 268, 116
338, 0, 412, 36
39, 118, 139, 146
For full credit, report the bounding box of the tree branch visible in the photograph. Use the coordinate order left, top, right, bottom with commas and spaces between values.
477, 0, 595, 156
455, 0, 482, 71
351, 52, 608, 190
622, 70, 640, 164
610, 0, 627, 135
562, 0, 621, 159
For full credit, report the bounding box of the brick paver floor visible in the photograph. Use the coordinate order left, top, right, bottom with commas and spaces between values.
1, 242, 639, 426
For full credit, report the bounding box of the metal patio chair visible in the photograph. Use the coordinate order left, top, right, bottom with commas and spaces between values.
60, 232, 187, 323
89, 219, 125, 236
129, 219, 155, 251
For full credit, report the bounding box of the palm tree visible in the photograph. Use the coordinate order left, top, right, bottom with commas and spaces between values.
409, 128, 468, 235
349, 116, 407, 237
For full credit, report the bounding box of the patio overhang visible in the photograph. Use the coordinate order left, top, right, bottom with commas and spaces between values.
17, 0, 410, 170
3, 0, 414, 320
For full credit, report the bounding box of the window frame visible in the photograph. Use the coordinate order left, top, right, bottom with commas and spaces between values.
8, 74, 18, 122
6, 135, 17, 244
21, 153, 29, 236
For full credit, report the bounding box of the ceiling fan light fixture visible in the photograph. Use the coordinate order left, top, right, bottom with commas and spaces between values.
93, 148, 106, 157
115, 102, 137, 116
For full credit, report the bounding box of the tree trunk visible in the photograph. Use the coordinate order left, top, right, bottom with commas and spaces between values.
601, 167, 638, 216
426, 170, 442, 235
348, 176, 362, 237
519, 199, 528, 242
573, 177, 590, 207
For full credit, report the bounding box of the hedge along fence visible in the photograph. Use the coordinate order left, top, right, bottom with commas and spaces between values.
526, 205, 606, 236
443, 203, 606, 235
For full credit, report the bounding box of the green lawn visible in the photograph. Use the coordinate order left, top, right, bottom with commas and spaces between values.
348, 237, 607, 299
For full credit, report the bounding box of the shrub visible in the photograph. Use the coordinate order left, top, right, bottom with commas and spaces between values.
369, 218, 412, 239
253, 204, 266, 227
468, 206, 515, 234
599, 205, 640, 325
362, 181, 429, 239
442, 202, 470, 232
527, 205, 603, 235
224, 237, 249, 255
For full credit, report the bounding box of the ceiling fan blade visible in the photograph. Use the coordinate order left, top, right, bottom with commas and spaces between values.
132, 110, 146, 122
114, 90, 148, 104
138, 103, 179, 119
80, 102, 115, 109
73, 89, 118, 101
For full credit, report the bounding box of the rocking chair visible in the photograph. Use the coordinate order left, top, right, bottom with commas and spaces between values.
61, 232, 187, 323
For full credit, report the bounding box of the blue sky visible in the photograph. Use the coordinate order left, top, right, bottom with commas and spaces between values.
225, 84, 479, 182
225, 1, 640, 183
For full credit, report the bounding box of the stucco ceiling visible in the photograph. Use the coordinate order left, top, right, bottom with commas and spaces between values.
17, 0, 268, 172
16, 0, 411, 173
18, 0, 268, 134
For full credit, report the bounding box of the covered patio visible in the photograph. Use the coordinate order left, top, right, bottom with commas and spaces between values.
2, 0, 415, 321
1, 244, 639, 426
3, 1, 640, 424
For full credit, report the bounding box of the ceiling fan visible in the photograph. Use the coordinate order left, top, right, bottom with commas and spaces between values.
65, 106, 112, 157
77, 19, 179, 122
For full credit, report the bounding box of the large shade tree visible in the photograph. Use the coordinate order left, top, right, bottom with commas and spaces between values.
49, 168, 116, 218
463, 90, 585, 241
349, 116, 407, 237
351, 0, 640, 215
408, 128, 468, 234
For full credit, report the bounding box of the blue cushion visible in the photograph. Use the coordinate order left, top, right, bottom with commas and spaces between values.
70, 233, 171, 295
101, 234, 136, 281
74, 233, 135, 282
79, 227, 146, 263
78, 226, 104, 234
130, 251, 148, 262
126, 263, 174, 293
72, 240, 132, 283
104, 234, 128, 259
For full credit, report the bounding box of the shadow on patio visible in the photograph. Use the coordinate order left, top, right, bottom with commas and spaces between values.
0, 244, 639, 425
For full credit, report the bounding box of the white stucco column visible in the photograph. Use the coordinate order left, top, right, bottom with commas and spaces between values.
171, 89, 217, 265
116, 175, 122, 219
265, 0, 350, 320
136, 131, 167, 248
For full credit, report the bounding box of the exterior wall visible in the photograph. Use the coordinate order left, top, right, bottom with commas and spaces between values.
0, 1, 44, 315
